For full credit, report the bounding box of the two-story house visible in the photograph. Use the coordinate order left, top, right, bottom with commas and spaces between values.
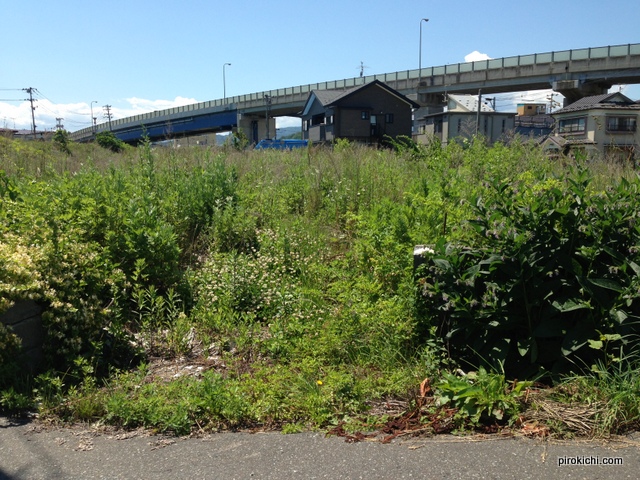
546, 92, 640, 161
300, 79, 418, 145
413, 94, 515, 146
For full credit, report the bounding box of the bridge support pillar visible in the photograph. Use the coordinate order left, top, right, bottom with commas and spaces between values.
553, 79, 612, 105
417, 92, 447, 108
236, 114, 276, 145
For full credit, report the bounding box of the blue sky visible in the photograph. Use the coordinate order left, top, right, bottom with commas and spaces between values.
2, 0, 639, 132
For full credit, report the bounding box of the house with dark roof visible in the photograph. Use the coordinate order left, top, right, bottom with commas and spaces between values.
414, 94, 515, 146
300, 79, 419, 145
545, 92, 640, 161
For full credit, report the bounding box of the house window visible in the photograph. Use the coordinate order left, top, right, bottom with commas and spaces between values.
606, 116, 637, 133
361, 111, 369, 120
326, 115, 333, 125
311, 114, 324, 126
558, 117, 586, 134
385, 113, 394, 123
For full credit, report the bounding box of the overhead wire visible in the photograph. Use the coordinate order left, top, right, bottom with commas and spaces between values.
20, 88, 95, 129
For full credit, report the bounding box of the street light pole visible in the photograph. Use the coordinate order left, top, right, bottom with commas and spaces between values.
90, 101, 97, 133
223, 63, 231, 102
264, 94, 271, 140
419, 18, 429, 73
418, 18, 429, 108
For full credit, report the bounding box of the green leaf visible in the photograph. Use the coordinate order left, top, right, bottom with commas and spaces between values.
602, 245, 626, 264
571, 258, 584, 277
602, 333, 622, 342
551, 299, 590, 312
588, 339, 603, 350
517, 339, 530, 357
432, 258, 451, 270
561, 327, 592, 356
588, 277, 623, 292
628, 260, 640, 278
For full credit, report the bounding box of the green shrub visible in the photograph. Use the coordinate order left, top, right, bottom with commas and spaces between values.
0, 144, 242, 380
96, 131, 126, 153
52, 129, 71, 155
417, 166, 640, 377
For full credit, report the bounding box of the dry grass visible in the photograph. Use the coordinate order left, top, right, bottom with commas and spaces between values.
519, 390, 605, 437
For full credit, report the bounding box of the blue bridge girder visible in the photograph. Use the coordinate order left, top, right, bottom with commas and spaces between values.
70, 42, 640, 144
112, 108, 237, 143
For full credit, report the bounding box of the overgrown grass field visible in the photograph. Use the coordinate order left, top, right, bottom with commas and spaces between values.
2, 134, 640, 438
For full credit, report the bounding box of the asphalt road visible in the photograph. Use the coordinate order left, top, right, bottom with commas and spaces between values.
1, 416, 639, 479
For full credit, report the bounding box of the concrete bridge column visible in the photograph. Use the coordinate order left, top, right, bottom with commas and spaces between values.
553, 79, 612, 105
236, 114, 276, 144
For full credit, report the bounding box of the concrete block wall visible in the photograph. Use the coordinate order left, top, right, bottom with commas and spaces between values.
0, 300, 44, 372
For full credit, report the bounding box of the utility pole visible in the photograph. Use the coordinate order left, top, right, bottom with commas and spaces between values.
546, 93, 561, 114
23, 87, 37, 138
476, 89, 482, 136
55, 118, 64, 130
103, 105, 113, 131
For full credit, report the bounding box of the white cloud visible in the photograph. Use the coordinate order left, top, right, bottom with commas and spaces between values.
464, 51, 492, 62
0, 102, 31, 130
123, 96, 198, 113
276, 116, 302, 128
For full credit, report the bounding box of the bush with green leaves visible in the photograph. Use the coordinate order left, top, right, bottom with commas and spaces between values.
0, 224, 125, 378
96, 131, 126, 153
52, 129, 71, 155
417, 166, 640, 377
0, 144, 242, 383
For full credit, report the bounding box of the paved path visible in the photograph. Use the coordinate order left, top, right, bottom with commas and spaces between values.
1, 416, 639, 479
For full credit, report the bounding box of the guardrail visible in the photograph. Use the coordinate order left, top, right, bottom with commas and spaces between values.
72, 43, 640, 139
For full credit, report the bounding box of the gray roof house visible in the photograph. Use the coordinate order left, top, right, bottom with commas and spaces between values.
300, 80, 419, 145
544, 92, 640, 161
414, 94, 516, 146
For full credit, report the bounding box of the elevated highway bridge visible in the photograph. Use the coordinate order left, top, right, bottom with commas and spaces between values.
70, 43, 640, 144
